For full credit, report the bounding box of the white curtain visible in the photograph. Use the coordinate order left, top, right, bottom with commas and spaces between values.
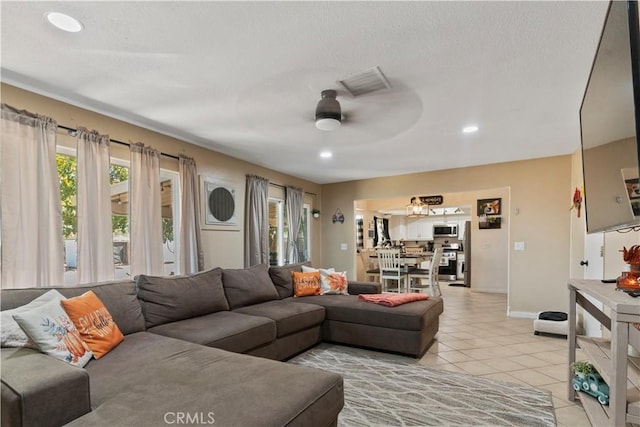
76, 128, 114, 284
286, 186, 304, 264
244, 174, 270, 267
129, 143, 163, 277
0, 104, 64, 288
178, 155, 203, 274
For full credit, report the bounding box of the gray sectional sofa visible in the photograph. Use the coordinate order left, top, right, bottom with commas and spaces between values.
1, 262, 443, 427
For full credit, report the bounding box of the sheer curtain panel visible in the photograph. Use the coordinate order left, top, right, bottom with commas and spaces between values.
285, 186, 303, 264
129, 143, 163, 277
244, 174, 270, 267
0, 104, 64, 287
178, 155, 203, 274
77, 128, 114, 283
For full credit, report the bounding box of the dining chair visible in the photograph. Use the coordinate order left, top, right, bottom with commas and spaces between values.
359, 249, 380, 282
377, 248, 409, 293
408, 248, 443, 296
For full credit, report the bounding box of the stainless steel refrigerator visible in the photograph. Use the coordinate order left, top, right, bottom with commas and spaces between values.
463, 221, 471, 287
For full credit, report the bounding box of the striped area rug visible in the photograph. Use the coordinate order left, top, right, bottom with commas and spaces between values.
289, 344, 556, 427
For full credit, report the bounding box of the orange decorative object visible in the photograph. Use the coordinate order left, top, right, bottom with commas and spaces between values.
617, 267, 640, 290
617, 245, 640, 290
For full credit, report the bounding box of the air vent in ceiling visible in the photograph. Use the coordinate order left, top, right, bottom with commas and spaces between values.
337, 66, 391, 97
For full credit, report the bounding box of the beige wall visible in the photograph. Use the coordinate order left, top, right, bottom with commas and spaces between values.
321, 156, 572, 315
1, 84, 323, 269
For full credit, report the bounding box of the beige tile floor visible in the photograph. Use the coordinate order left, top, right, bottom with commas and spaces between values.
418, 285, 591, 427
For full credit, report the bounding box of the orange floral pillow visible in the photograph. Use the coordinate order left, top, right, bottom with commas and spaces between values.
323, 272, 348, 295
292, 271, 321, 297
61, 291, 124, 359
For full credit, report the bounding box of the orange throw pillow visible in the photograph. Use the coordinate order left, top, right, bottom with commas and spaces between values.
61, 291, 124, 358
292, 271, 321, 297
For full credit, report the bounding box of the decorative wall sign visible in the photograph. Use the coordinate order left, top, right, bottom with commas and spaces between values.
479, 216, 501, 229
332, 209, 345, 224
418, 195, 443, 205
477, 198, 502, 216
201, 176, 238, 229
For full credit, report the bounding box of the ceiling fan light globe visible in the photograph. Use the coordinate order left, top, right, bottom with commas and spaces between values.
316, 118, 341, 131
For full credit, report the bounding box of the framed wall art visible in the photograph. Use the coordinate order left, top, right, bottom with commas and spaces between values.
477, 198, 502, 216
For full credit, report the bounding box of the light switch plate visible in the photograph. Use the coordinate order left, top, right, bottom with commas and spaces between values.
514, 241, 525, 251
340, 243, 348, 250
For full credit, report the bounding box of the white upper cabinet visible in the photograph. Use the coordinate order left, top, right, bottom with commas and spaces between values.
388, 216, 407, 241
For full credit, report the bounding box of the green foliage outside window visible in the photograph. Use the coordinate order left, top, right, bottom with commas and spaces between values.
57, 154, 129, 239
56, 154, 174, 244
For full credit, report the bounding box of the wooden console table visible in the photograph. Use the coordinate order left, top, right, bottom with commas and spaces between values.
568, 279, 640, 426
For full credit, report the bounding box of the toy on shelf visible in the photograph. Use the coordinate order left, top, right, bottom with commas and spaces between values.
571, 368, 610, 406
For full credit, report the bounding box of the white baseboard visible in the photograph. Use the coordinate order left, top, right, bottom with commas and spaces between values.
471, 288, 507, 294
507, 310, 538, 319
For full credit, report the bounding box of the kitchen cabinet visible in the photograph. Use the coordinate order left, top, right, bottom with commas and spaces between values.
406, 219, 433, 240
568, 279, 640, 426
389, 216, 407, 241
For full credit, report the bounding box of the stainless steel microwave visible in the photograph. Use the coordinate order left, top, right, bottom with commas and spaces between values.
433, 224, 458, 237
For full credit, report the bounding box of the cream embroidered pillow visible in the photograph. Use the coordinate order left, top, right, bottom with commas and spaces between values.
1, 289, 65, 349
13, 297, 93, 367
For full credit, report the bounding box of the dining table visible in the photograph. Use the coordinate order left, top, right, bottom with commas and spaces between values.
371, 252, 433, 268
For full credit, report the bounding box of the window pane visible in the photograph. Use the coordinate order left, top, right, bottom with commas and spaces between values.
110, 163, 130, 280
160, 171, 178, 275
57, 153, 78, 285
297, 206, 310, 262
269, 199, 284, 266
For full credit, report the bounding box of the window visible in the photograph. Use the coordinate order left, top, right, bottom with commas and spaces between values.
160, 170, 179, 275
269, 198, 285, 266
296, 204, 311, 262
109, 160, 130, 280
57, 149, 178, 283
269, 199, 311, 266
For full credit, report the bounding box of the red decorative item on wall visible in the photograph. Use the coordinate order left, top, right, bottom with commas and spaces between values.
570, 187, 583, 218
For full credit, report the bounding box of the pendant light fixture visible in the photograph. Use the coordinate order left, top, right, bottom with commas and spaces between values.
315, 90, 342, 131
406, 197, 429, 218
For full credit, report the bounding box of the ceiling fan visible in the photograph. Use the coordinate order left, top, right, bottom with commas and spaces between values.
315, 90, 342, 131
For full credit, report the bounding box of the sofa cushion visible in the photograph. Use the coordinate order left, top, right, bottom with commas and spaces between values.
289, 295, 444, 331
72, 332, 343, 427
61, 291, 124, 359
1, 289, 65, 349
147, 311, 276, 353
234, 300, 325, 338
268, 262, 311, 298
222, 264, 279, 309
12, 297, 94, 367
0, 281, 145, 335
137, 268, 229, 328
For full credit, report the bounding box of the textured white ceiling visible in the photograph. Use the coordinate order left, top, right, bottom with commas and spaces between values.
1, 1, 609, 184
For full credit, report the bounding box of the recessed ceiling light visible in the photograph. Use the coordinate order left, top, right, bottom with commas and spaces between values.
320, 151, 333, 159
462, 125, 479, 134
46, 12, 83, 33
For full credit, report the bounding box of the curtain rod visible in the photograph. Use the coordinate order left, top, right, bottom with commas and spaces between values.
58, 125, 318, 190
57, 125, 180, 161
269, 182, 317, 196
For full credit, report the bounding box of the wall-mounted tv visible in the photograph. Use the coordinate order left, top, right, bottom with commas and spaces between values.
581, 0, 640, 233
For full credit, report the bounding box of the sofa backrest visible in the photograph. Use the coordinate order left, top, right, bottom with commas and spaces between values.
136, 267, 230, 328
221, 264, 280, 309
268, 262, 311, 298
0, 280, 146, 335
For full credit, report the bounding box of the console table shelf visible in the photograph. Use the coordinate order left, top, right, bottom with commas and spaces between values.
568, 279, 640, 427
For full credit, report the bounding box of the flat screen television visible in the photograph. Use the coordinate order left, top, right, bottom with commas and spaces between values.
581, 0, 640, 233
